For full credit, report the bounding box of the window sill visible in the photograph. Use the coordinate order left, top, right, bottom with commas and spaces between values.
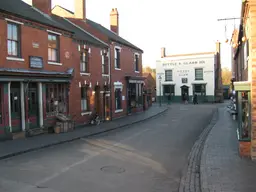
6, 57, 24, 62
115, 109, 123, 113
80, 72, 91, 76
48, 61, 62, 66
102, 74, 109, 77
115, 68, 121, 71
81, 111, 92, 116
135, 71, 140, 73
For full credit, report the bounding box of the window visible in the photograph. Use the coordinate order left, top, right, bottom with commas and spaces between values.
115, 88, 122, 110
81, 86, 90, 111
80, 50, 89, 72
102, 52, 109, 74
195, 68, 203, 80
129, 83, 143, 108
48, 34, 59, 62
182, 78, 188, 84
115, 48, 120, 69
244, 41, 249, 69
7, 23, 20, 57
135, 54, 139, 71
240, 91, 250, 139
165, 70, 173, 81
193, 84, 206, 96
46, 83, 68, 116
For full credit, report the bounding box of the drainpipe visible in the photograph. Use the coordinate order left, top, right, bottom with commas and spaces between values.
108, 46, 112, 120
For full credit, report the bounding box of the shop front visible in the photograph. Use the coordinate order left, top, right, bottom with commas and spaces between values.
234, 81, 251, 157
0, 68, 73, 140
126, 76, 145, 114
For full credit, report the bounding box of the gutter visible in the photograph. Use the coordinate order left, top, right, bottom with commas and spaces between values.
108, 47, 113, 120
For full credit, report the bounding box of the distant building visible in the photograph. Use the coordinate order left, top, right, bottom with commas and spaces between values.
156, 43, 223, 103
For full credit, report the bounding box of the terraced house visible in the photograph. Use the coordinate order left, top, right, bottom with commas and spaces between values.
52, 0, 144, 119
0, 0, 114, 140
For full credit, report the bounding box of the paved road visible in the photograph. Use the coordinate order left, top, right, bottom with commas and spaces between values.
0, 104, 216, 192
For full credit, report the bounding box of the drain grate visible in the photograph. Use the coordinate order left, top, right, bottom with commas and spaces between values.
101, 166, 125, 174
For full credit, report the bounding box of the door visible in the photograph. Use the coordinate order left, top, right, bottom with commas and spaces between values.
10, 83, 21, 133
181, 86, 189, 101
94, 86, 101, 115
28, 86, 39, 129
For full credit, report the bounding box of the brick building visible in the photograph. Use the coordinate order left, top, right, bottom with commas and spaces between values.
143, 73, 156, 109
231, 0, 256, 160
0, 0, 114, 140
52, 0, 144, 119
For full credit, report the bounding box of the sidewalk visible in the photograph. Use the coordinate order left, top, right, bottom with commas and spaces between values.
200, 107, 256, 192
0, 105, 168, 160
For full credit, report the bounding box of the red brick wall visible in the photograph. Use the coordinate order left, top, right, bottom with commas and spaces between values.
239, 141, 251, 157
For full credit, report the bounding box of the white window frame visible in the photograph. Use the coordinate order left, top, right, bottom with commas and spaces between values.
114, 46, 121, 70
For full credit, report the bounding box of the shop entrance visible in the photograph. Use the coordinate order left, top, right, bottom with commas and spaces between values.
27, 83, 39, 129
181, 85, 189, 101
10, 82, 21, 133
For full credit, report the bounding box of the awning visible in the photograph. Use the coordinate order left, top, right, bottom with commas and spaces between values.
0, 68, 74, 82
125, 75, 145, 84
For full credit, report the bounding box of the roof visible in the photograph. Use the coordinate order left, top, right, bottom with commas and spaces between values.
51, 14, 108, 48
0, 0, 71, 32
86, 19, 143, 52
165, 52, 215, 58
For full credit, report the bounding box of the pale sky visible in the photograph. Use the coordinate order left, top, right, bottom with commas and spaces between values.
24, 0, 241, 69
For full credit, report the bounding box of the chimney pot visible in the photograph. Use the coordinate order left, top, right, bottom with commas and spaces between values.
161, 47, 166, 58
110, 8, 119, 35
32, 0, 51, 15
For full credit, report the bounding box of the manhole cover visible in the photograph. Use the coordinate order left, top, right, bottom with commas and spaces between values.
101, 166, 125, 174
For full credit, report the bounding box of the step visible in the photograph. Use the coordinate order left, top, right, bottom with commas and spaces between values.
12, 132, 26, 140
27, 128, 45, 137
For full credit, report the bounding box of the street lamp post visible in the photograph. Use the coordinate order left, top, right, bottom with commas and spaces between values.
158, 75, 162, 107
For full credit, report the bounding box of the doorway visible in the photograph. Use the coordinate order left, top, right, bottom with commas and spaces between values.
94, 86, 101, 115
181, 85, 189, 101
10, 83, 21, 133
27, 83, 39, 129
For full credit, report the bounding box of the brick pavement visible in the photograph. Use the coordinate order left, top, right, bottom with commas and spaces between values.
200, 107, 256, 192
0, 105, 167, 160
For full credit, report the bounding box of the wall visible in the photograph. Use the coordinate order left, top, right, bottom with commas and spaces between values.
156, 54, 215, 102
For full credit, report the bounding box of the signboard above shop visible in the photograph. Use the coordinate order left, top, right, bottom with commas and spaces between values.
29, 56, 43, 69
162, 60, 206, 67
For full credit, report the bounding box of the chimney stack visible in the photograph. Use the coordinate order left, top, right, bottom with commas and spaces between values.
161, 47, 166, 58
110, 8, 119, 35
32, 0, 51, 15
75, 0, 86, 19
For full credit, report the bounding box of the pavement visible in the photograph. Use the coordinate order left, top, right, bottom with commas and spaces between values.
200, 106, 256, 192
0, 104, 168, 160
0, 104, 216, 192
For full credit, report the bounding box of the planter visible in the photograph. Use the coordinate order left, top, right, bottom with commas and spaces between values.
54, 126, 61, 134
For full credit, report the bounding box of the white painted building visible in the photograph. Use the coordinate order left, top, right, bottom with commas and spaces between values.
156, 51, 216, 103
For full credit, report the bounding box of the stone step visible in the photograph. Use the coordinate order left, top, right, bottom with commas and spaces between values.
27, 128, 45, 137
12, 132, 26, 140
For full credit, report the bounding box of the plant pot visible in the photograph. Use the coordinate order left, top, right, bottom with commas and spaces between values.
54, 126, 61, 134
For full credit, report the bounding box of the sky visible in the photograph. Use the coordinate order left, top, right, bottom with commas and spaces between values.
24, 0, 242, 69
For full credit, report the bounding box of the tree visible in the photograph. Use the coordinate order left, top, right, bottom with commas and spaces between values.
222, 67, 232, 85
143, 66, 156, 80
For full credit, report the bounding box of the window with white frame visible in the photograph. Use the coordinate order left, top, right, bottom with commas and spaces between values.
244, 41, 249, 69
81, 86, 90, 111
7, 23, 21, 57
115, 47, 121, 69
80, 49, 89, 73
115, 88, 122, 110
48, 33, 59, 62
134, 54, 139, 71
165, 70, 173, 81
102, 50, 108, 74
195, 68, 203, 80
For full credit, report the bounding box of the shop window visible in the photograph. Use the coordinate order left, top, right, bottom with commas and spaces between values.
240, 91, 250, 139
102, 52, 108, 74
80, 50, 89, 73
115, 88, 122, 110
115, 48, 121, 69
195, 68, 203, 80
193, 84, 206, 96
46, 83, 68, 117
0, 89, 2, 124
165, 70, 173, 81
129, 83, 143, 108
81, 86, 90, 111
48, 34, 59, 62
7, 23, 21, 57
